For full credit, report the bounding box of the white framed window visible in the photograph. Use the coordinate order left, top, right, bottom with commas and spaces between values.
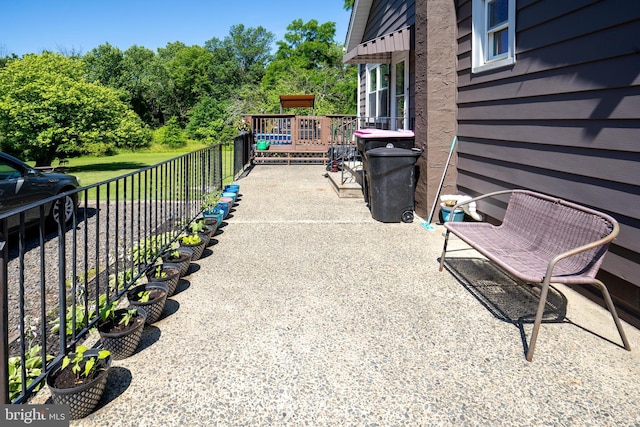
366, 64, 389, 120
472, 0, 515, 73
391, 54, 408, 130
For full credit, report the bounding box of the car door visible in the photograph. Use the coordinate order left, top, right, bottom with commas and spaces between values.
0, 158, 26, 228
0, 158, 52, 227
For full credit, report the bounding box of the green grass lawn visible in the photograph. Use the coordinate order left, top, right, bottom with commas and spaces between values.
64, 147, 206, 188
43, 143, 218, 201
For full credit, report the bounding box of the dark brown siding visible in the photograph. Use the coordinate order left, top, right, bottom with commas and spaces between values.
363, 0, 416, 41
455, 0, 640, 310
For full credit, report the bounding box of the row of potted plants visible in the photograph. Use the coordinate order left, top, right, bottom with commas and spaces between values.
43, 183, 241, 419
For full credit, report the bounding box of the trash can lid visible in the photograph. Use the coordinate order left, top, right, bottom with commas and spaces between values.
366, 147, 422, 157
354, 129, 415, 138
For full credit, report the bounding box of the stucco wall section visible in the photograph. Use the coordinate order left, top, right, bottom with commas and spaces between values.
413, 0, 457, 219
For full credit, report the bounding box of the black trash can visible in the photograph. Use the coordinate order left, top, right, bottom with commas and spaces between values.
355, 130, 415, 204
366, 147, 422, 223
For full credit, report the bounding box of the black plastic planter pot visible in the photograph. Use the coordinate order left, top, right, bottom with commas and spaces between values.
98, 308, 147, 360
180, 233, 207, 260
127, 283, 169, 324
146, 264, 180, 296
46, 349, 112, 420
161, 247, 192, 277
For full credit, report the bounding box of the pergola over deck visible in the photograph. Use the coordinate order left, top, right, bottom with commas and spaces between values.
279, 94, 315, 113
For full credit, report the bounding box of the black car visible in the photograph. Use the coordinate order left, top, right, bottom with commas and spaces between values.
0, 152, 80, 230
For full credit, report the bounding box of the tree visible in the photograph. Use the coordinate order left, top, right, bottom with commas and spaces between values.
344, 0, 354, 10
261, 19, 357, 115
83, 43, 126, 88
225, 24, 274, 86
0, 53, 150, 166
186, 96, 235, 143
158, 44, 214, 123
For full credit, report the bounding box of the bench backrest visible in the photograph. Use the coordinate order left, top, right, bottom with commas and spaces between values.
501, 190, 618, 278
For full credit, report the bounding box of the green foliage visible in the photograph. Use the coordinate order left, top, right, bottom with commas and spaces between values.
261, 19, 357, 115
186, 96, 230, 143
136, 290, 151, 303
129, 233, 171, 265
60, 346, 110, 383
153, 265, 167, 278
155, 117, 187, 148
8, 346, 54, 402
180, 233, 202, 245
49, 293, 107, 337
202, 191, 221, 210
108, 268, 142, 290
0, 52, 150, 165
1, 20, 357, 162
100, 301, 137, 328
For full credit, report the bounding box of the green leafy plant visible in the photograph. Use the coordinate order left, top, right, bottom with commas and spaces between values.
180, 233, 202, 245
189, 221, 206, 234
8, 345, 54, 401
99, 301, 138, 328
60, 346, 110, 384
49, 293, 107, 336
129, 235, 167, 265
153, 265, 167, 278
202, 191, 221, 211
108, 268, 142, 290
137, 290, 151, 303
8, 316, 54, 401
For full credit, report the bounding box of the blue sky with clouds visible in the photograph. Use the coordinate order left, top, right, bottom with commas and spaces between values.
0, 0, 351, 56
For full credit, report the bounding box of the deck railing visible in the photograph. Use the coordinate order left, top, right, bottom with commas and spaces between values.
0, 133, 251, 404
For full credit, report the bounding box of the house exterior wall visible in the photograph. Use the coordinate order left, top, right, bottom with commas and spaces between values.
351, 0, 457, 219
413, 0, 458, 219
362, 0, 416, 41
455, 0, 640, 312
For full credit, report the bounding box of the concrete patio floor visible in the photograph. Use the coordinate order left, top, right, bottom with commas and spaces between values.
35, 165, 640, 426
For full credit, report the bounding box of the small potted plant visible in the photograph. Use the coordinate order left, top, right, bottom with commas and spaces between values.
97, 301, 147, 360
145, 263, 180, 296
190, 220, 213, 244
179, 232, 207, 261
46, 346, 112, 420
161, 245, 192, 277
202, 191, 223, 226
127, 282, 169, 324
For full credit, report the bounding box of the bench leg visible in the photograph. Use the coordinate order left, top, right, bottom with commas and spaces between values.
439, 230, 450, 272
592, 278, 631, 352
527, 277, 632, 362
526, 278, 551, 362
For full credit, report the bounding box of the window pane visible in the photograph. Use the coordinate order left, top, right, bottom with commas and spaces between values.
380, 64, 389, 89
369, 92, 377, 116
395, 62, 405, 94
395, 96, 405, 119
379, 88, 388, 117
492, 28, 508, 56
488, 0, 508, 28
369, 68, 377, 92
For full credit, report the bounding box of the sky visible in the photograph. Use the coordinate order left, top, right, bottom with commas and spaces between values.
0, 0, 352, 57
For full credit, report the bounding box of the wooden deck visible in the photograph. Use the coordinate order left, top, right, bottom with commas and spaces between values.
245, 114, 356, 165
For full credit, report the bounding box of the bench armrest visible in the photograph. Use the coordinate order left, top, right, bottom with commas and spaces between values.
545, 220, 619, 280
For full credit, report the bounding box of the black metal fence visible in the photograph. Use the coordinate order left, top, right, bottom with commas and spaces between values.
0, 134, 251, 403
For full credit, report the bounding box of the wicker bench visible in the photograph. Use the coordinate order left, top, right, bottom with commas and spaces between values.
439, 189, 631, 361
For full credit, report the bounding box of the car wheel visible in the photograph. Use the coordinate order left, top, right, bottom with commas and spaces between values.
50, 193, 77, 226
